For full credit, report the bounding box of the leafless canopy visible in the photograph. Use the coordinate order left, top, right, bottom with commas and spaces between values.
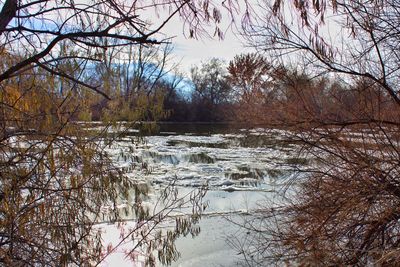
0, 0, 249, 266
229, 1, 400, 266
0, 0, 247, 98
247, 0, 400, 106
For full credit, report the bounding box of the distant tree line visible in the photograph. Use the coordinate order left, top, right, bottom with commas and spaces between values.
73, 49, 398, 125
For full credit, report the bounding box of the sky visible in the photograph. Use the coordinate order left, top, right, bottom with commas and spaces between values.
151, 4, 255, 75
162, 22, 249, 74
4, 0, 255, 79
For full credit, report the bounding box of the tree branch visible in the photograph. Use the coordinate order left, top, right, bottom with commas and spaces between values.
0, 0, 17, 35
36, 62, 111, 100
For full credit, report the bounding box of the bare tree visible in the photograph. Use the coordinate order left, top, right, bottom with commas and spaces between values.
226, 53, 276, 122
0, 0, 249, 265
0, 0, 248, 95
231, 1, 400, 266
190, 58, 231, 121
247, 0, 400, 107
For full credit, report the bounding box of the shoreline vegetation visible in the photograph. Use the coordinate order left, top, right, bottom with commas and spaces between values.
2, 0, 400, 266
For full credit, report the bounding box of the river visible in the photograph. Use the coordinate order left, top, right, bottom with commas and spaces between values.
93, 123, 307, 266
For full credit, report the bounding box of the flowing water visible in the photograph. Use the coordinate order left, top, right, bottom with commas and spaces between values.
98, 123, 308, 266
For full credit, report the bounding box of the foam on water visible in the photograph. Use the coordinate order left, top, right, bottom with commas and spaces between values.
99, 130, 308, 266
108, 132, 303, 191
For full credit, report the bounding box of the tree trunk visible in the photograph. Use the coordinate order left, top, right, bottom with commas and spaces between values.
0, 0, 17, 35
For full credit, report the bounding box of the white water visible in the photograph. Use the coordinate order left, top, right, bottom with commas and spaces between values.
101, 128, 305, 266
108, 129, 301, 190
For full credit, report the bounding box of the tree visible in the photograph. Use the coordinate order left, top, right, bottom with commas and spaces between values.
85, 42, 180, 122
0, 0, 237, 92
227, 53, 271, 102
227, 53, 276, 122
190, 58, 231, 121
247, 0, 400, 107
0, 0, 247, 265
231, 1, 400, 265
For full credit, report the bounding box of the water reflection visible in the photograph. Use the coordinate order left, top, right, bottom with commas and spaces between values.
97, 123, 309, 266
